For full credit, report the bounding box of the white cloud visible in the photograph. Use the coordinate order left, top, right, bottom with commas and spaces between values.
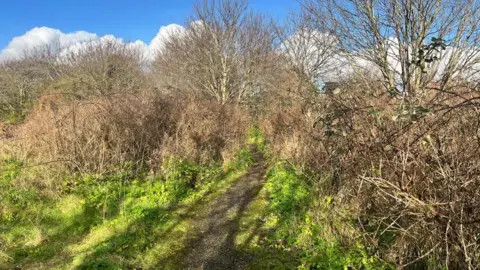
281, 29, 359, 82
148, 24, 185, 59
5, 25, 477, 82
0, 24, 186, 62
0, 27, 97, 61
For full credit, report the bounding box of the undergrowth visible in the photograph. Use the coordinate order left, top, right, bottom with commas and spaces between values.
247, 127, 266, 154
0, 147, 254, 269
238, 130, 390, 269
262, 162, 390, 269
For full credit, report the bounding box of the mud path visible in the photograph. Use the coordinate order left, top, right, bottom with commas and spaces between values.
183, 147, 266, 269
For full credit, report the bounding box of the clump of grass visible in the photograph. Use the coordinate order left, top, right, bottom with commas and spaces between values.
227, 146, 255, 171
247, 127, 266, 153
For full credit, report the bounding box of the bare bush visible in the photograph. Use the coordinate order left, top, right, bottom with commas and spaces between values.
0, 45, 61, 120
262, 75, 480, 267
4, 92, 249, 179
277, 11, 341, 85
61, 39, 147, 97
259, 1, 480, 267
153, 99, 250, 165
0, 39, 147, 121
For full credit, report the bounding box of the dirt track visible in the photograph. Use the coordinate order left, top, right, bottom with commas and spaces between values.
183, 147, 266, 269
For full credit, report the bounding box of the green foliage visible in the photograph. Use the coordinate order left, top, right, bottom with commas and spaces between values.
298, 238, 385, 270
0, 160, 47, 223
227, 146, 255, 171
296, 209, 389, 270
413, 37, 447, 73
0, 145, 254, 269
160, 158, 223, 202
1, 111, 26, 124
265, 163, 311, 223
0, 159, 23, 182
248, 127, 266, 153
392, 103, 431, 123
259, 162, 389, 269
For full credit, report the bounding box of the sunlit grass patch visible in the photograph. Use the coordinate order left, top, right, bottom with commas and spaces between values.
68, 217, 133, 254
23, 227, 44, 248
0, 146, 255, 269
234, 186, 268, 247
56, 194, 85, 217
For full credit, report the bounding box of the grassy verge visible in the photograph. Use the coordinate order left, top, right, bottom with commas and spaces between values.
0, 147, 255, 269
237, 129, 392, 269
235, 162, 390, 269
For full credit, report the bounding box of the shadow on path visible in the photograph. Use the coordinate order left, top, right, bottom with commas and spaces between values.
182, 147, 267, 270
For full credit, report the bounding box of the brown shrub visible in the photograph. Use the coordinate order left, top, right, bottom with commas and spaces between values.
5, 93, 250, 178
153, 100, 250, 166
261, 79, 480, 268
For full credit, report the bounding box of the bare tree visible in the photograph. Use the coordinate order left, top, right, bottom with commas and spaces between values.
62, 39, 147, 97
278, 11, 341, 86
0, 38, 147, 121
302, 0, 480, 97
153, 0, 275, 104
0, 44, 62, 120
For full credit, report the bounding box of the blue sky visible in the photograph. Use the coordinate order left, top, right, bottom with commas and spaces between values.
0, 0, 299, 50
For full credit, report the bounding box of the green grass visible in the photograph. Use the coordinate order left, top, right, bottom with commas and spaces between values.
0, 139, 392, 269
231, 170, 300, 269
247, 127, 266, 153
234, 161, 391, 269
0, 147, 254, 270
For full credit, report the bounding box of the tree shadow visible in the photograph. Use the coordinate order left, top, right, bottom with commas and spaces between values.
7, 203, 101, 269
182, 161, 266, 269
72, 167, 247, 269
11, 147, 297, 270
